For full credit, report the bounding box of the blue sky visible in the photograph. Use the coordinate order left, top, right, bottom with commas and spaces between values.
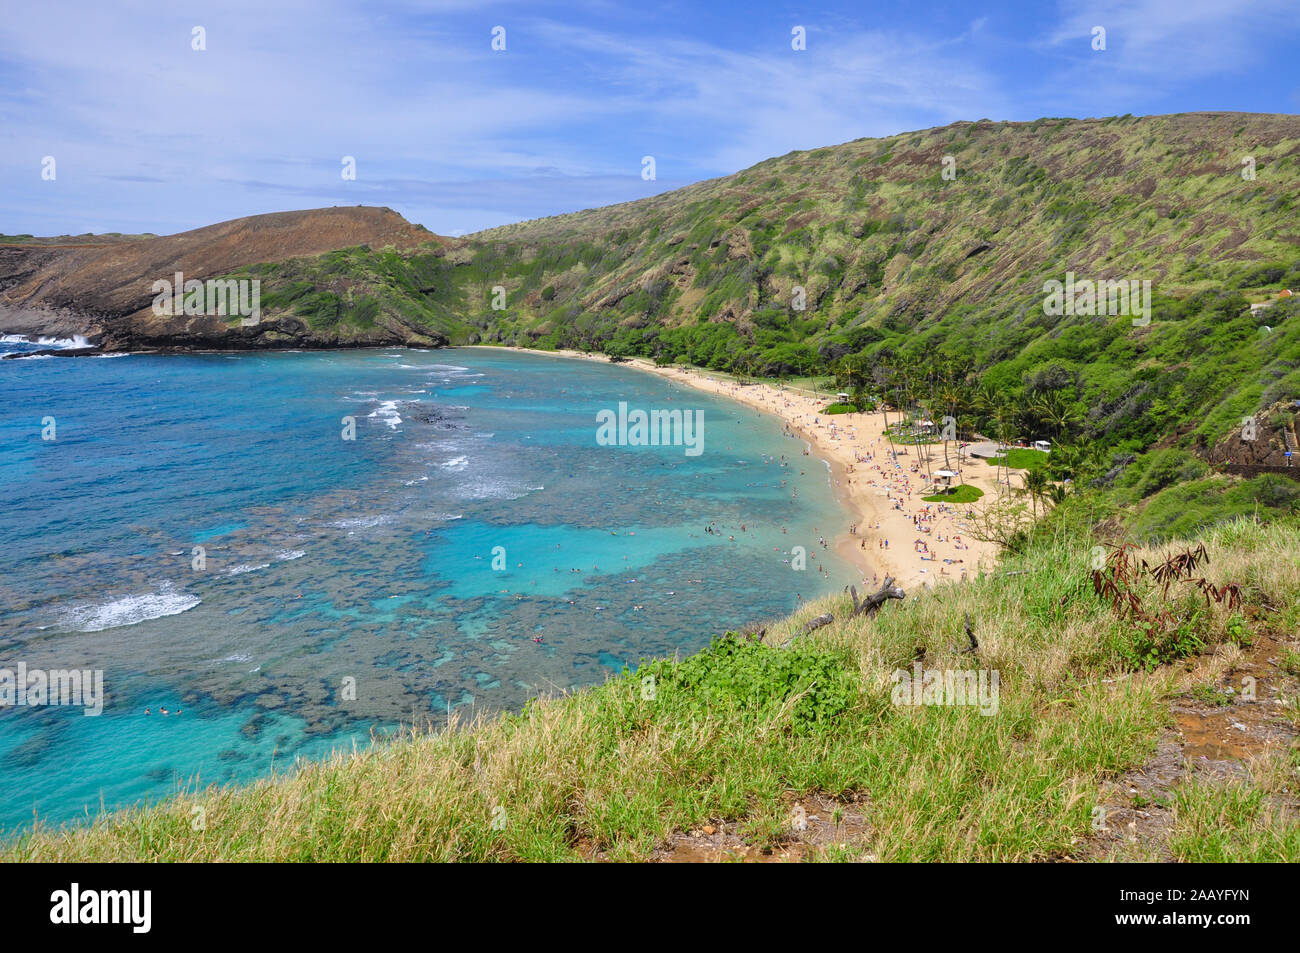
2, 0, 1297, 237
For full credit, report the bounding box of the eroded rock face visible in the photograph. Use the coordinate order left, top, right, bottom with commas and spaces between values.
1205, 400, 1300, 468
0, 206, 450, 351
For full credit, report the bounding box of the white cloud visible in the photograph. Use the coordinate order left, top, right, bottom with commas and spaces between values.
0, 0, 1292, 235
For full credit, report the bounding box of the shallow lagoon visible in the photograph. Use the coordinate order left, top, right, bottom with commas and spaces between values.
0, 347, 855, 829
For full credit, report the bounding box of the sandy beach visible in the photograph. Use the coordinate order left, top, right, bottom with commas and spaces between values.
464, 346, 1005, 593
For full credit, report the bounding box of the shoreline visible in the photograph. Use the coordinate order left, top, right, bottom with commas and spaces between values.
13, 337, 1002, 591
460, 345, 1002, 591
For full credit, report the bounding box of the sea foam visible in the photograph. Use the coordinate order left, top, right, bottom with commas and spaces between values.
60, 583, 200, 632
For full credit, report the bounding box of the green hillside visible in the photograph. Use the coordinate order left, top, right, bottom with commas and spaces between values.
463, 111, 1299, 365
239, 112, 1300, 540
250, 114, 1300, 366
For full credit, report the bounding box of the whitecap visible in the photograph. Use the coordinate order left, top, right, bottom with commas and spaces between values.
223, 562, 270, 576
453, 481, 542, 502
329, 514, 394, 529
367, 400, 402, 429
1, 333, 91, 348
439, 455, 469, 471
59, 583, 200, 632
276, 550, 305, 561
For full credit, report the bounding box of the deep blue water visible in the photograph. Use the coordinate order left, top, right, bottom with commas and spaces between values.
0, 343, 855, 831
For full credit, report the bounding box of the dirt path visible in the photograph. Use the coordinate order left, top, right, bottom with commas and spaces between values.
1076, 617, 1300, 862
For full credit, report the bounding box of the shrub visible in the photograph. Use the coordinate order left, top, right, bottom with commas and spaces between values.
630, 635, 859, 733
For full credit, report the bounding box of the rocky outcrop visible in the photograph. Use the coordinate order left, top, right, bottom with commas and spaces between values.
1205, 400, 1300, 468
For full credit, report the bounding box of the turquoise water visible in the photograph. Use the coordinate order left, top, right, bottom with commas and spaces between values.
0, 344, 855, 830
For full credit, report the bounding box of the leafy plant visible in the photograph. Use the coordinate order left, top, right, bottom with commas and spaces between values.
1190, 683, 1233, 707
630, 634, 860, 733
1224, 613, 1251, 647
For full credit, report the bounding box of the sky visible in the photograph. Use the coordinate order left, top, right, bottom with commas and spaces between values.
1, 0, 1298, 238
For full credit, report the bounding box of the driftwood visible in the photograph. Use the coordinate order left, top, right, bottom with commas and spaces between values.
800, 613, 834, 636
960, 613, 979, 655
849, 577, 906, 619
779, 612, 840, 647
779, 614, 832, 647
781, 579, 906, 647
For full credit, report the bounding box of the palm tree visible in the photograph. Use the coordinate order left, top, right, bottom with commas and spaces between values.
954, 411, 977, 482
1034, 391, 1082, 444
1023, 467, 1050, 517
936, 380, 963, 473
835, 352, 871, 402
894, 356, 933, 474
1046, 441, 1082, 485
873, 361, 897, 462
990, 401, 1017, 498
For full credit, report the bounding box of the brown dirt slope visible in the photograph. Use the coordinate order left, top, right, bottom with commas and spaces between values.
0, 206, 442, 343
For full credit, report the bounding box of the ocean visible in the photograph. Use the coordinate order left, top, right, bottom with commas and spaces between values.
0, 341, 855, 830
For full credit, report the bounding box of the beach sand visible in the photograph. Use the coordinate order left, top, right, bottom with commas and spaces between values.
463, 347, 1004, 593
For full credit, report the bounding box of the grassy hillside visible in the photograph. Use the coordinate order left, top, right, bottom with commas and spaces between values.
7, 509, 1298, 862
227, 244, 472, 346
245, 114, 1300, 364
461, 112, 1299, 361
230, 113, 1300, 541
